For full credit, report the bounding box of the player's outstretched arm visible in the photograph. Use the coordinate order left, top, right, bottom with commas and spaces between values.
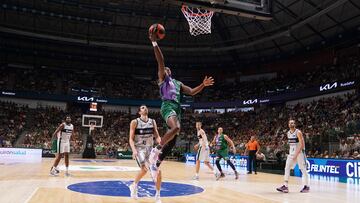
210, 135, 216, 147
224, 135, 236, 154
52, 123, 64, 139
181, 76, 214, 96
149, 33, 165, 83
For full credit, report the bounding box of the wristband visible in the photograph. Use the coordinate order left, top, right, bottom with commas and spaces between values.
152, 41, 158, 47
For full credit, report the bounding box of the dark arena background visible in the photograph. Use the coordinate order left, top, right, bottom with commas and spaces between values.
0, 0, 359, 203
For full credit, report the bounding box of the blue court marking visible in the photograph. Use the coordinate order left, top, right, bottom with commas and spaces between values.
67, 180, 204, 197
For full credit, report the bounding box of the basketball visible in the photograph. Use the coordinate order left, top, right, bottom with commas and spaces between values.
149, 23, 166, 40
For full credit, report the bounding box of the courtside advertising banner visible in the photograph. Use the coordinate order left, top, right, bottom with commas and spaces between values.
294, 158, 360, 178
185, 153, 248, 170
0, 148, 42, 163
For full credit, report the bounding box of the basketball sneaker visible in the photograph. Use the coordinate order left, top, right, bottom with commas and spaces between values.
155, 191, 161, 203
276, 185, 289, 193
129, 183, 138, 199
300, 185, 310, 193
235, 171, 239, 180
216, 172, 225, 181
192, 175, 199, 180
50, 167, 58, 176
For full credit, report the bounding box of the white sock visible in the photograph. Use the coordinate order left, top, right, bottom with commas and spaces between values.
156, 190, 160, 196
66, 167, 68, 173
284, 181, 288, 187
195, 173, 199, 177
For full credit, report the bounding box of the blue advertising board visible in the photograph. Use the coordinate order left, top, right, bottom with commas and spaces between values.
185, 153, 248, 171
1, 79, 356, 108
294, 158, 360, 179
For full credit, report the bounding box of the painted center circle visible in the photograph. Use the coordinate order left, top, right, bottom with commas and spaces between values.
67, 180, 204, 197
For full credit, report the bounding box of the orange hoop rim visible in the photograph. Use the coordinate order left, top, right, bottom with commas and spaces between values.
181, 5, 214, 17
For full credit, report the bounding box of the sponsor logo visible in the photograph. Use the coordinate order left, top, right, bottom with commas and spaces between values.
95, 99, 108, 103
297, 158, 360, 179
307, 162, 340, 174
186, 154, 196, 162
319, 82, 337, 91
1, 91, 16, 96
259, 99, 270, 103
77, 96, 94, 102
77, 97, 107, 103
238, 157, 248, 167
0, 150, 26, 155
346, 162, 360, 178
0, 148, 42, 163
340, 81, 355, 87
243, 99, 258, 105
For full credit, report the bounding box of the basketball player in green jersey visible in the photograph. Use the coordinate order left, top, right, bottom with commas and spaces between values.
148, 30, 215, 182
211, 127, 239, 180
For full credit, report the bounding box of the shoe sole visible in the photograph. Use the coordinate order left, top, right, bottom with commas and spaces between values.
276, 189, 289, 193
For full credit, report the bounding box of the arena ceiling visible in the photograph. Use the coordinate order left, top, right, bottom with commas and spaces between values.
0, 0, 359, 72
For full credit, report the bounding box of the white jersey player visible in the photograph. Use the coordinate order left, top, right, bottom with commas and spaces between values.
50, 116, 74, 177
129, 105, 162, 203
192, 122, 215, 180
277, 119, 310, 193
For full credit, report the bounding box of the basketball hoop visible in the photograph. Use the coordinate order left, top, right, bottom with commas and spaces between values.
90, 124, 95, 131
89, 123, 95, 135
181, 5, 214, 36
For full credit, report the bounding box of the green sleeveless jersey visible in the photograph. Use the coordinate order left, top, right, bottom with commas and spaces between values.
159, 75, 182, 104
215, 134, 228, 153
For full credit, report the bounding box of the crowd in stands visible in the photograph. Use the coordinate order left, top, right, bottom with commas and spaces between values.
183, 93, 360, 160
1, 91, 359, 160
0, 55, 358, 102
0, 53, 359, 160
0, 102, 28, 147
197, 56, 360, 102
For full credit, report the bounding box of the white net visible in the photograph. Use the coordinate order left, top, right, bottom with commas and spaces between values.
181, 5, 214, 36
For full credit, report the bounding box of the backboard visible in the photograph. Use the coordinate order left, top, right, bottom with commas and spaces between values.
171, 0, 272, 20
82, 114, 103, 128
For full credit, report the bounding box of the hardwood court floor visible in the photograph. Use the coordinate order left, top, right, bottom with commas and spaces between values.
0, 158, 358, 203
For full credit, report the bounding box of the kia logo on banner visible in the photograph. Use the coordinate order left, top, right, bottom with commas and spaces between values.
77, 96, 94, 102
319, 82, 337, 92
243, 99, 258, 105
